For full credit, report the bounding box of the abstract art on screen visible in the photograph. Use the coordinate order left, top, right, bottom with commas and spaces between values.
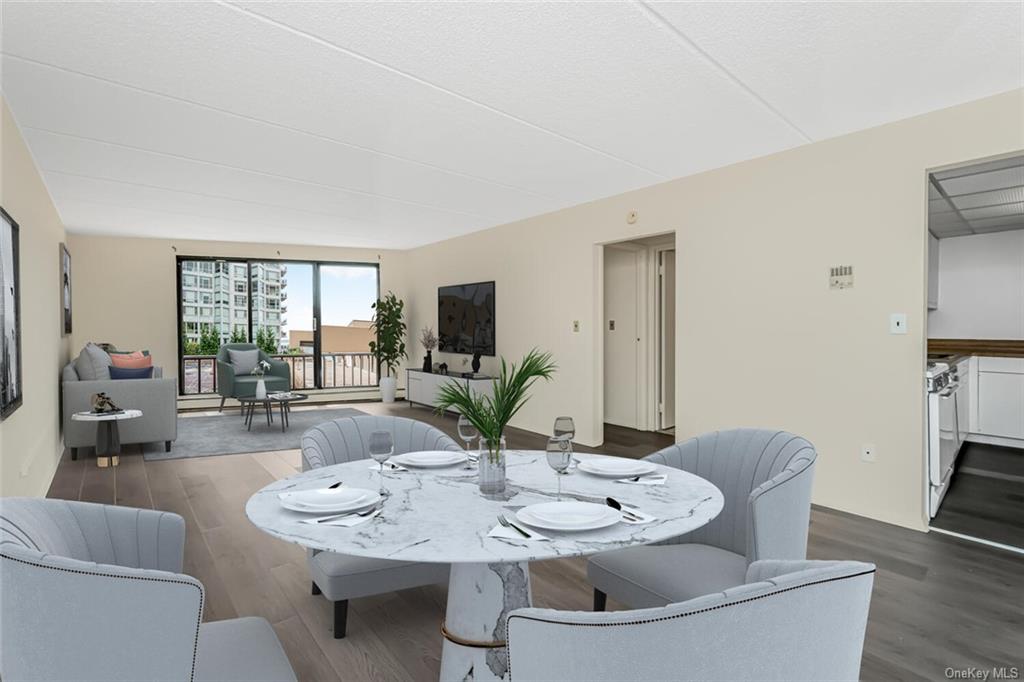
61, 243, 72, 335
1, 206, 21, 419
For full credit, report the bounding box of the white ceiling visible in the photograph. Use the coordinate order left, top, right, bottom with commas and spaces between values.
929, 155, 1024, 238
2, 1, 1022, 249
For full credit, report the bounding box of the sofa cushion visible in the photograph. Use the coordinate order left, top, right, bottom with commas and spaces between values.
109, 365, 154, 380
109, 349, 150, 357
110, 352, 153, 369
227, 348, 260, 376
74, 343, 112, 380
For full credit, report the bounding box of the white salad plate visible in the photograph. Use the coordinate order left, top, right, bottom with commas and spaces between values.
516, 501, 622, 532
278, 487, 380, 514
577, 458, 658, 479
390, 451, 468, 468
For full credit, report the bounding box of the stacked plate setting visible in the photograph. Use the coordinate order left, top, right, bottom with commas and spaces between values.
516, 501, 622, 532
576, 457, 659, 479
278, 487, 381, 514
389, 451, 468, 468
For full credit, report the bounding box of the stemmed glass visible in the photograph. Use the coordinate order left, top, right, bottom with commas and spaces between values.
553, 416, 575, 474
457, 414, 478, 470
368, 431, 394, 497
546, 436, 573, 501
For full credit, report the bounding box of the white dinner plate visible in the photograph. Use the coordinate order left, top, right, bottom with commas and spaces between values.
517, 502, 621, 532
577, 458, 658, 478
278, 487, 380, 514
390, 451, 468, 468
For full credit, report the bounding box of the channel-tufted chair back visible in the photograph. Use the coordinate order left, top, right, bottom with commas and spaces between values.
645, 429, 817, 561
301, 415, 461, 471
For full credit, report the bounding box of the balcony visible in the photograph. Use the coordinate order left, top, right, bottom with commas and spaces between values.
181, 352, 377, 395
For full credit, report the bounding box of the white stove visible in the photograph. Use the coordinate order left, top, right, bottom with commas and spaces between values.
926, 360, 962, 517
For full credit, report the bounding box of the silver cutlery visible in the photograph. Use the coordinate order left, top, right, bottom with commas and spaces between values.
605, 497, 642, 521
623, 473, 664, 482
313, 504, 381, 524
497, 514, 532, 538
328, 481, 343, 489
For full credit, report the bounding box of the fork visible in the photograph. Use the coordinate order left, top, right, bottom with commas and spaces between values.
497, 514, 532, 538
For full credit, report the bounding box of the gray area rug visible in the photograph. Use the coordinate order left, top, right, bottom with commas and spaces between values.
143, 407, 367, 461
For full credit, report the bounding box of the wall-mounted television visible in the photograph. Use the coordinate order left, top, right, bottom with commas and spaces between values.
438, 281, 495, 356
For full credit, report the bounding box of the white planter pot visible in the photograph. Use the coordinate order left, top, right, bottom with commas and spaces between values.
380, 376, 397, 403
255, 378, 267, 400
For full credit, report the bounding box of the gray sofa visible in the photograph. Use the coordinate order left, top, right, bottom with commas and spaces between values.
0, 497, 296, 681
62, 346, 177, 458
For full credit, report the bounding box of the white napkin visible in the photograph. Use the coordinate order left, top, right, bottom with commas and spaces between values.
367, 461, 408, 472
614, 474, 667, 486
617, 504, 657, 525
300, 509, 381, 527
488, 524, 550, 541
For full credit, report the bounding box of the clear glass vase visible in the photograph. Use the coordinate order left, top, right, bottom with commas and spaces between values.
478, 436, 507, 496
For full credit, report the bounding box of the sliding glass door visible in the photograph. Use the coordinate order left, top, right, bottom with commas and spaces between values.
177, 258, 378, 395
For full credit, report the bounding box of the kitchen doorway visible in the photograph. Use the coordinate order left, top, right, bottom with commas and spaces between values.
602, 233, 676, 434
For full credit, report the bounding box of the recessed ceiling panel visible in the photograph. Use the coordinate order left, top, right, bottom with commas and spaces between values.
960, 202, 1024, 221
950, 186, 1024, 210
939, 166, 1024, 197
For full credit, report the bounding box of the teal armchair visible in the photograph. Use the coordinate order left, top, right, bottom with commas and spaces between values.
215, 343, 290, 411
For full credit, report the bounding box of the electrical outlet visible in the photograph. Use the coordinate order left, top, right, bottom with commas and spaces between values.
860, 445, 877, 462
609, 320, 616, 331
572, 320, 580, 333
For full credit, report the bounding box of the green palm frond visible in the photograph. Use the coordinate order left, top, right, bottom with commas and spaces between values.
434, 349, 556, 445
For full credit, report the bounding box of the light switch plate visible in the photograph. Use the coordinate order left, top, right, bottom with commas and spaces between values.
889, 313, 908, 334
861, 445, 877, 462
572, 320, 580, 332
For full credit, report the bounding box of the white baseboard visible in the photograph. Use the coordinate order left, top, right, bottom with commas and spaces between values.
965, 433, 1024, 450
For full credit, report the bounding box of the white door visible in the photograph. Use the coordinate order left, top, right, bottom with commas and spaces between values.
659, 249, 676, 430
604, 247, 640, 429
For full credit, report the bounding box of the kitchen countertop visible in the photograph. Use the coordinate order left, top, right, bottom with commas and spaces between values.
928, 339, 1024, 360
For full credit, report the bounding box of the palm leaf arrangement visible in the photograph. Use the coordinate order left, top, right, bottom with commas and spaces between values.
435, 349, 556, 461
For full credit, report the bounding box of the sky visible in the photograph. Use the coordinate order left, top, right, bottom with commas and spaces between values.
283, 264, 377, 333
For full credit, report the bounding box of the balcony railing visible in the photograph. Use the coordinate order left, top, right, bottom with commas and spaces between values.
181, 352, 378, 395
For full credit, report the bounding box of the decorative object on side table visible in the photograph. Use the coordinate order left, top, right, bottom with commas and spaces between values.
368, 291, 407, 403
0, 206, 21, 420
251, 359, 271, 400
438, 362, 448, 375
90, 392, 122, 414
435, 349, 556, 495
471, 351, 482, 374
419, 326, 437, 373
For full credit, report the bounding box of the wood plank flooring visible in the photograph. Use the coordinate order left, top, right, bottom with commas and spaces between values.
48, 401, 1024, 681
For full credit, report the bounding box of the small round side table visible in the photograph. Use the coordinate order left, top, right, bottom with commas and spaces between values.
70, 409, 143, 467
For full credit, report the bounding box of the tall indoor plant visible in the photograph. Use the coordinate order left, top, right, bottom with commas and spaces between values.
368, 291, 407, 403
436, 349, 556, 494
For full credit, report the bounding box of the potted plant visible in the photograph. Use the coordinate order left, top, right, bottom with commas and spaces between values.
420, 326, 438, 374
436, 349, 556, 494
368, 291, 407, 403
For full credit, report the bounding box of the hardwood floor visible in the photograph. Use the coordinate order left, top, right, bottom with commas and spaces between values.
48, 401, 1024, 681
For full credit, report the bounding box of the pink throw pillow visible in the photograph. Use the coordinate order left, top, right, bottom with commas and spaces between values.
110, 352, 152, 369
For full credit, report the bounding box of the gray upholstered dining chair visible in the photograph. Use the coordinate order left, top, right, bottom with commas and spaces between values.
0, 497, 296, 682
301, 415, 459, 638
588, 428, 817, 609
508, 559, 874, 682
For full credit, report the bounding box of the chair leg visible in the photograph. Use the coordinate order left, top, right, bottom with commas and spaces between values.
165, 441, 172, 452
333, 600, 349, 639
311, 581, 321, 596
70, 447, 78, 461
593, 589, 607, 612
218, 396, 226, 412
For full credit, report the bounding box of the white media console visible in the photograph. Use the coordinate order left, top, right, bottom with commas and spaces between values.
405, 369, 494, 413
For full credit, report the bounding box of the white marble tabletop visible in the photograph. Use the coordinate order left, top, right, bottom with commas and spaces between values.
71, 409, 143, 422
246, 451, 723, 564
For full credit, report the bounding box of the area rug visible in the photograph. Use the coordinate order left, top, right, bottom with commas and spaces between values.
142, 407, 367, 461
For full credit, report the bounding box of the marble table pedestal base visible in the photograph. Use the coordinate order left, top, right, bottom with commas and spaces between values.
440, 561, 532, 681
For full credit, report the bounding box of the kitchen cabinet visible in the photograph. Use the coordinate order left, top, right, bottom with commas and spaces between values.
955, 356, 971, 440
976, 357, 1024, 440
928, 233, 939, 310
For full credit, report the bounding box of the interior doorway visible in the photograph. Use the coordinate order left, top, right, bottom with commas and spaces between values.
602, 233, 676, 433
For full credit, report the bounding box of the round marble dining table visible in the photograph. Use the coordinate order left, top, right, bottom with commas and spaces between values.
246, 450, 723, 681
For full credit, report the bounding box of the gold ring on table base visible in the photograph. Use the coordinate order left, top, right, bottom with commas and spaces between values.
440, 620, 506, 648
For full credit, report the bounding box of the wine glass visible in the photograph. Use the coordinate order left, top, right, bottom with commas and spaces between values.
546, 436, 573, 501
368, 430, 394, 497
457, 414, 478, 470
553, 416, 575, 473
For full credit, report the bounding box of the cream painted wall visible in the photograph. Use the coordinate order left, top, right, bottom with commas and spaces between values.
405, 89, 1024, 531
0, 98, 71, 497
66, 235, 408, 394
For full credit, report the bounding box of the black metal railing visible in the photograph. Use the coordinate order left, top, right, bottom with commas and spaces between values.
181, 352, 377, 395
